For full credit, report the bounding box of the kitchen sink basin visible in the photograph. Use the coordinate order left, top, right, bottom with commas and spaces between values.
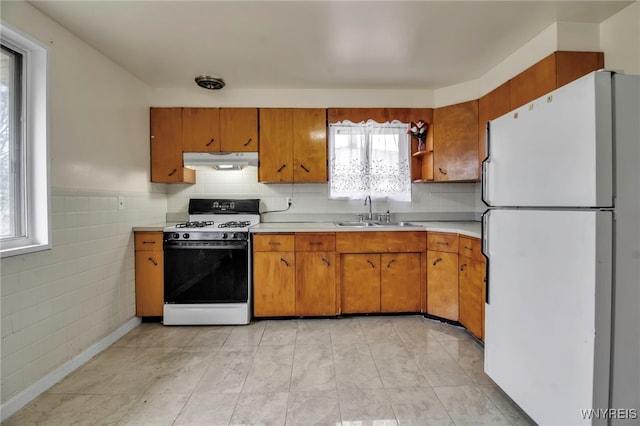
334, 221, 378, 227
334, 221, 420, 228
378, 221, 420, 227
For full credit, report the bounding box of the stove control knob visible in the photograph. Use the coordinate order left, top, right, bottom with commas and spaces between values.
222, 233, 228, 239
233, 233, 241, 240
172, 233, 180, 239
183, 233, 190, 239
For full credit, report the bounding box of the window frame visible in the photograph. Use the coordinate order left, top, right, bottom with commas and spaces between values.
0, 23, 50, 258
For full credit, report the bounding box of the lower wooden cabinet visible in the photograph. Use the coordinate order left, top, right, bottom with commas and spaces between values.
341, 252, 422, 314
253, 233, 337, 317
253, 250, 296, 317
458, 236, 487, 341
426, 250, 459, 321
381, 253, 421, 312
134, 231, 164, 317
296, 251, 336, 316
342, 254, 381, 313
459, 257, 485, 339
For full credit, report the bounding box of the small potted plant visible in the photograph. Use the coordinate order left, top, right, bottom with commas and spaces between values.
408, 120, 428, 151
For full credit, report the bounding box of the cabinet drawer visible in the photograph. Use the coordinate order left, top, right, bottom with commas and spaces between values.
336, 231, 426, 253
459, 236, 484, 261
135, 232, 163, 251
253, 234, 295, 252
427, 232, 458, 253
295, 233, 336, 252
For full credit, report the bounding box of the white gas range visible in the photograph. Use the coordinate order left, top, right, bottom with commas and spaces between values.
162, 199, 260, 325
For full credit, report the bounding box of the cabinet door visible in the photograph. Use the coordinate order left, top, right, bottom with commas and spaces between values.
182, 108, 221, 152
293, 108, 327, 182
426, 250, 459, 321
296, 252, 336, 316
150, 108, 194, 183
341, 254, 380, 313
510, 54, 557, 110
259, 108, 294, 182
135, 250, 164, 316
253, 251, 295, 317
459, 257, 484, 339
380, 253, 421, 313
433, 100, 479, 181
220, 108, 258, 152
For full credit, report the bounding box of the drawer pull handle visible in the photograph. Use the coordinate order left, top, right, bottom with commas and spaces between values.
464, 246, 472, 251
142, 241, 156, 244
277, 164, 287, 173
148, 257, 158, 266
387, 259, 396, 268
322, 257, 330, 266
436, 241, 449, 245
206, 138, 215, 147
439, 168, 447, 175
243, 138, 253, 146
309, 242, 323, 246
168, 168, 177, 177
433, 258, 442, 266
367, 260, 376, 268
460, 263, 467, 271
268, 242, 281, 245
300, 164, 310, 173
280, 258, 289, 267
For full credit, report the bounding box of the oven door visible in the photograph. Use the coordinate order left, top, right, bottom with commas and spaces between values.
164, 240, 249, 304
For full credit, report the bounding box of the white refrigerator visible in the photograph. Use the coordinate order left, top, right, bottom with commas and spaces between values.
482, 71, 640, 426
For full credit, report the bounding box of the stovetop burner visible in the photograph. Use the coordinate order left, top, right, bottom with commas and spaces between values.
175, 221, 215, 228
218, 221, 251, 229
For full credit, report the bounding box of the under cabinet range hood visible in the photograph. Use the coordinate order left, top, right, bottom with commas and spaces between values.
183, 152, 258, 169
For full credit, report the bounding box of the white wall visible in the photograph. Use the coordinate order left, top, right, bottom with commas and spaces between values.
0, 1, 164, 409
600, 2, 640, 74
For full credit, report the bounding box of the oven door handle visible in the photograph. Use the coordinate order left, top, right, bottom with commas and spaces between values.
164, 242, 248, 250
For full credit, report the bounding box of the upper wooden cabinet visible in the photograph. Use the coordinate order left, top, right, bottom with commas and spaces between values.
150, 108, 195, 183
182, 107, 258, 153
182, 108, 221, 152
220, 108, 259, 152
259, 108, 327, 183
433, 100, 479, 182
510, 51, 604, 110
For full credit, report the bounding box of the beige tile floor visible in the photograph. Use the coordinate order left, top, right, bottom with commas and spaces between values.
4, 315, 535, 425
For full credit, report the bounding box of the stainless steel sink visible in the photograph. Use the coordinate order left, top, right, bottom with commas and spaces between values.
334, 221, 378, 227
378, 221, 420, 227
334, 221, 420, 228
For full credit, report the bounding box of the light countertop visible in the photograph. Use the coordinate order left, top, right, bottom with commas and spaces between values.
133, 221, 482, 238
250, 221, 481, 238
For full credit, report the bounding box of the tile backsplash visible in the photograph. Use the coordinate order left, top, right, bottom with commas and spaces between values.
167, 167, 480, 222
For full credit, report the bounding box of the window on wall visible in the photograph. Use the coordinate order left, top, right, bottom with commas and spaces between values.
1, 25, 50, 257
328, 120, 411, 201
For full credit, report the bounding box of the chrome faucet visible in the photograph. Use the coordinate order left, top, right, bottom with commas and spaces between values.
364, 196, 373, 220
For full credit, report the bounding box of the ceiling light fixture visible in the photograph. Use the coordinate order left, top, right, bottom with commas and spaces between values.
194, 75, 225, 90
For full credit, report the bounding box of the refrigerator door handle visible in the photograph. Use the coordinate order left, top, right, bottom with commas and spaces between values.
481, 209, 491, 304
481, 121, 492, 207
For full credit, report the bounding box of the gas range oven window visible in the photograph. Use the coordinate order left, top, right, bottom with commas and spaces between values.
164, 241, 249, 304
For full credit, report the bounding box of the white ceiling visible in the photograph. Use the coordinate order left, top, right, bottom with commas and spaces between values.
29, 1, 632, 90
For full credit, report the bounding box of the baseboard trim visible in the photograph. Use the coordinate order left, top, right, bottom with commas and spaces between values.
0, 317, 141, 421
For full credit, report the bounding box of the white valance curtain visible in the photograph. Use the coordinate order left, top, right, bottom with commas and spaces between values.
328, 120, 411, 201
